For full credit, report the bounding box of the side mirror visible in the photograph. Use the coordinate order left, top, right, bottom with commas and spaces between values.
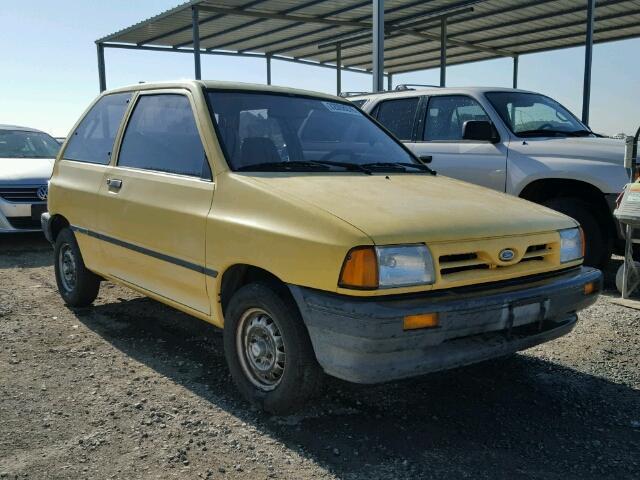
462, 120, 498, 143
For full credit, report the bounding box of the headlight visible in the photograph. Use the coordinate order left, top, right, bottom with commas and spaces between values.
559, 227, 584, 263
339, 244, 435, 289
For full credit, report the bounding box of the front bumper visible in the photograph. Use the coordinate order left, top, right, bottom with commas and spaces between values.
289, 267, 602, 384
0, 197, 46, 233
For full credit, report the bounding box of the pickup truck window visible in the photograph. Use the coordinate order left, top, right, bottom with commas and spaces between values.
485, 92, 590, 137
375, 97, 419, 141
63, 92, 131, 165
423, 95, 490, 141
118, 94, 210, 179
207, 90, 419, 172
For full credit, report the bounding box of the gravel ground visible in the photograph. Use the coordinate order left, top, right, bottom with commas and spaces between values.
1, 233, 639, 480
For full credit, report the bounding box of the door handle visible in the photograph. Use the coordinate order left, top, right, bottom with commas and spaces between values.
107, 178, 122, 189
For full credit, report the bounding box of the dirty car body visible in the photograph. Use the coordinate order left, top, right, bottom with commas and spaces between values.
43, 81, 601, 412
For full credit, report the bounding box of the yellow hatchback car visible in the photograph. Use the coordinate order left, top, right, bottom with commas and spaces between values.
43, 81, 601, 413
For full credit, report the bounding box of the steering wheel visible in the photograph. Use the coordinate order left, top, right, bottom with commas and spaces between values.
537, 123, 554, 130
320, 149, 356, 162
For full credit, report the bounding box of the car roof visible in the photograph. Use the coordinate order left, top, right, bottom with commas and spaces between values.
103, 80, 343, 103
348, 86, 537, 101
0, 124, 47, 133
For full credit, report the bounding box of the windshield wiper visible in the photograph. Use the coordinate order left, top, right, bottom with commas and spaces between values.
362, 162, 436, 175
565, 129, 594, 137
517, 129, 572, 137
517, 128, 593, 138
236, 160, 372, 174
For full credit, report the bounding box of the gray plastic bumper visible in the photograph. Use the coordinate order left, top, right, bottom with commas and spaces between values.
288, 267, 602, 384
40, 212, 53, 243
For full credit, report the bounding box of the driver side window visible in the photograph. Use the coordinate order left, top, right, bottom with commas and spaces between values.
423, 95, 490, 141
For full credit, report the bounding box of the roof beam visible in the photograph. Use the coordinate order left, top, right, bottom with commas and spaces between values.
136, 0, 271, 46
340, 7, 640, 67
173, 0, 333, 48
211, 0, 434, 52
195, 4, 371, 28
205, 1, 369, 51
99, 42, 371, 75
318, 0, 633, 66
379, 20, 640, 73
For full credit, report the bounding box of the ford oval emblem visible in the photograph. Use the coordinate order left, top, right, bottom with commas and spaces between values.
36, 185, 48, 201
499, 248, 515, 262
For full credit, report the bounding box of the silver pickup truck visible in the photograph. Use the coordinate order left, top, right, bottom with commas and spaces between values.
351, 87, 632, 268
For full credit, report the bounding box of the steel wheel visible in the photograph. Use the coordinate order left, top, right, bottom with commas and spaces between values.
236, 307, 286, 391
58, 243, 77, 293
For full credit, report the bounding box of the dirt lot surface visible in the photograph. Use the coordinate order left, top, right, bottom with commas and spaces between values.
1, 234, 639, 480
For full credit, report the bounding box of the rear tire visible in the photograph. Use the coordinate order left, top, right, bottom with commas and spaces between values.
54, 228, 100, 307
223, 282, 323, 415
542, 197, 611, 269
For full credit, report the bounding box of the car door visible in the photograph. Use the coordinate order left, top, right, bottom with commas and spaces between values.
406, 95, 508, 192
96, 90, 214, 315
53, 92, 132, 274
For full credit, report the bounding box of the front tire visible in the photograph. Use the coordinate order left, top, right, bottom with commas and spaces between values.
54, 228, 100, 307
223, 283, 323, 415
542, 197, 611, 269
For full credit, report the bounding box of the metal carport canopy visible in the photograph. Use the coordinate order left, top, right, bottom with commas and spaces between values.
96, 0, 640, 123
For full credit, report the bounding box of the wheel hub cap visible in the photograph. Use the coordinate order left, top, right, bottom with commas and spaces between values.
236, 308, 286, 391
58, 244, 77, 292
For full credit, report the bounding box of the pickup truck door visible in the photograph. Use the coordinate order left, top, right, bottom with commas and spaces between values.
96, 90, 214, 315
404, 95, 508, 192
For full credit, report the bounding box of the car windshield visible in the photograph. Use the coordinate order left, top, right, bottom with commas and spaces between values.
206, 90, 427, 173
485, 92, 592, 137
0, 130, 60, 158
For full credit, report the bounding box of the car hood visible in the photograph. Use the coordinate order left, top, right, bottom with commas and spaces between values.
510, 136, 627, 165
245, 173, 575, 244
0, 157, 54, 184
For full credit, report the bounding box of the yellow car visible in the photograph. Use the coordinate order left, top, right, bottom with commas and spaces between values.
42, 81, 601, 413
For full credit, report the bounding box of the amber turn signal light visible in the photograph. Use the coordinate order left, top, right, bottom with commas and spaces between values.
579, 227, 586, 258
583, 281, 597, 295
338, 246, 378, 289
403, 312, 439, 330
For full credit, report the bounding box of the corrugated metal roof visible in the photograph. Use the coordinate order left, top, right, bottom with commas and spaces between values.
97, 0, 640, 74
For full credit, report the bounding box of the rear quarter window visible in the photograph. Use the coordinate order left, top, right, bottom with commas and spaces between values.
375, 97, 420, 141
63, 92, 132, 165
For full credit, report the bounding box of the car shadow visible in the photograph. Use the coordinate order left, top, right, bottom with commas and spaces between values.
71, 295, 639, 479
0, 232, 52, 269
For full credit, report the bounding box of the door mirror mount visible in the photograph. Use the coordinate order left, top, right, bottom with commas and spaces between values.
462, 120, 499, 143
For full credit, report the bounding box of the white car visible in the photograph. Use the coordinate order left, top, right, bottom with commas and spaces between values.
351, 87, 632, 268
0, 124, 59, 232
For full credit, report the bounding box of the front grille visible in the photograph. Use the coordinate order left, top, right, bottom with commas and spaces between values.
0, 186, 46, 203
7, 216, 41, 229
438, 242, 556, 278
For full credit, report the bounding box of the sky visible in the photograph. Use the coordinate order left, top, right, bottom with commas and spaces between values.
1, 0, 639, 137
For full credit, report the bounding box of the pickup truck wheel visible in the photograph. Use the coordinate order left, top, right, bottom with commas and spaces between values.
542, 197, 611, 269
224, 283, 323, 415
54, 228, 101, 307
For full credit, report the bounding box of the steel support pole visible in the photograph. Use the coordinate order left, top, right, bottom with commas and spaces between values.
192, 6, 202, 80
266, 54, 272, 85
387, 73, 392, 91
440, 17, 447, 87
512, 55, 519, 89
97, 43, 106, 92
582, 0, 595, 125
372, 0, 384, 92
336, 43, 342, 95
